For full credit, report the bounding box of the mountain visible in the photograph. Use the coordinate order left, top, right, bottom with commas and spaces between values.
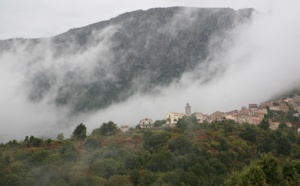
0, 7, 254, 112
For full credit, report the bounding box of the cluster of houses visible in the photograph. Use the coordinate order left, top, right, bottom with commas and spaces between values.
163, 103, 266, 127
120, 95, 300, 132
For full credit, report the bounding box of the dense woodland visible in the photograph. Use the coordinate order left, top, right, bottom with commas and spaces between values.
1, 109, 300, 186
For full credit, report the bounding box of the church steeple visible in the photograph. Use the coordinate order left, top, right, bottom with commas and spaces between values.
185, 103, 191, 115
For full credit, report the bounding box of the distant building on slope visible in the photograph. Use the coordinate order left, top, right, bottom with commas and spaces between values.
165, 103, 196, 127
139, 118, 153, 128
192, 112, 205, 123
210, 111, 225, 122
120, 125, 129, 132
260, 102, 273, 108
165, 112, 186, 127
249, 104, 258, 111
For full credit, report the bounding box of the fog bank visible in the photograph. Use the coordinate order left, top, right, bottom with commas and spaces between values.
1, 2, 300, 142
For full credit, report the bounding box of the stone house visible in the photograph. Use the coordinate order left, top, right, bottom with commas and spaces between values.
257, 112, 265, 120
226, 110, 239, 116
270, 106, 280, 111
165, 112, 186, 127
284, 98, 294, 103
289, 101, 298, 108
286, 122, 292, 128
279, 105, 289, 113
239, 109, 252, 116
258, 107, 268, 115
249, 104, 258, 108
203, 114, 211, 123
268, 119, 280, 130
249, 104, 258, 111
237, 115, 247, 124
260, 102, 273, 108
245, 116, 253, 124
268, 119, 292, 130
252, 117, 261, 125
192, 112, 205, 123
210, 111, 225, 122
279, 102, 287, 107
225, 114, 237, 122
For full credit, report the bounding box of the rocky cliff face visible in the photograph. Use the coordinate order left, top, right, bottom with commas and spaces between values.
0, 7, 254, 112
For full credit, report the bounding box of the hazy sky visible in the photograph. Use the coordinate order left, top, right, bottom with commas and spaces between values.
1, 0, 300, 142
0, 0, 273, 40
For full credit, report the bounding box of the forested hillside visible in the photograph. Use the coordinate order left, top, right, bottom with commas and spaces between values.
0, 7, 253, 112
2, 115, 300, 186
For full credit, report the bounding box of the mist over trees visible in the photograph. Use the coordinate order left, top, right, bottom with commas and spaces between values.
2, 4, 300, 185
0, 7, 253, 113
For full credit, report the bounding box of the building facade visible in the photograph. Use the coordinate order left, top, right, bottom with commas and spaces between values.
139, 118, 153, 128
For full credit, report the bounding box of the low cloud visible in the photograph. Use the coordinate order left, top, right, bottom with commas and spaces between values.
1, 2, 300, 142
86, 2, 300, 131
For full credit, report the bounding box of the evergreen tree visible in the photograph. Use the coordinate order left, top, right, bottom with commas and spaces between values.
72, 123, 87, 140
101, 121, 118, 136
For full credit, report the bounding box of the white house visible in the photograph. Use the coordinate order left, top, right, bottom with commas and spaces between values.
120, 125, 129, 132
139, 118, 153, 128
192, 112, 205, 123
165, 112, 186, 127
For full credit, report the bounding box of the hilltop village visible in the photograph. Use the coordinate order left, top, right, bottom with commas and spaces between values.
135, 95, 300, 131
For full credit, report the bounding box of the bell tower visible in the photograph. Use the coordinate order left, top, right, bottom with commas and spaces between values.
185, 103, 191, 115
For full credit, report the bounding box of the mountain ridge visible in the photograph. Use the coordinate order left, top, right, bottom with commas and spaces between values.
0, 7, 254, 112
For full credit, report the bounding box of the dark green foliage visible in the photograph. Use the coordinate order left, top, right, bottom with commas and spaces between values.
218, 137, 229, 151
265, 109, 298, 125
276, 137, 291, 156
216, 151, 234, 168
30, 150, 51, 165
162, 169, 199, 186
239, 124, 257, 142
257, 153, 283, 185
2, 118, 300, 185
53, 179, 68, 186
72, 123, 87, 140
89, 158, 125, 179
226, 154, 282, 186
176, 115, 198, 131
287, 128, 297, 143
168, 135, 193, 155
226, 163, 268, 186
2, 174, 30, 186
107, 175, 132, 186
98, 121, 119, 136
84, 138, 99, 150
45, 139, 52, 145
146, 149, 173, 172
26, 136, 44, 147
142, 130, 171, 153
257, 135, 274, 153
282, 160, 297, 180
153, 119, 166, 127
259, 119, 270, 131
278, 122, 287, 129
60, 141, 78, 161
